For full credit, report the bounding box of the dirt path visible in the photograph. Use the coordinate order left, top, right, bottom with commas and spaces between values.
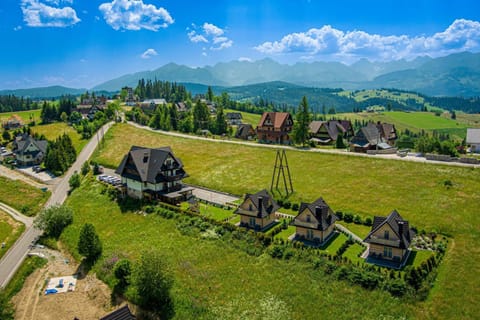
12, 248, 115, 320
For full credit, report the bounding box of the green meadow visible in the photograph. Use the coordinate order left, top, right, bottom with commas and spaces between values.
0, 176, 50, 216
31, 122, 87, 153
87, 123, 480, 319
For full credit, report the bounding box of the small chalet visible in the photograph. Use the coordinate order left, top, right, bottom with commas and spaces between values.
292, 197, 338, 245
256, 112, 293, 145
349, 122, 396, 152
175, 102, 188, 113
309, 120, 354, 145
235, 123, 255, 140
2, 115, 24, 130
466, 128, 480, 153
226, 112, 243, 125
123, 86, 137, 106
100, 304, 135, 320
139, 99, 167, 114
115, 146, 192, 204
12, 134, 47, 166
364, 210, 413, 267
235, 189, 279, 231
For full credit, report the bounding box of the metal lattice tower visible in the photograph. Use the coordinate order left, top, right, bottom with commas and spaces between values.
270, 149, 293, 196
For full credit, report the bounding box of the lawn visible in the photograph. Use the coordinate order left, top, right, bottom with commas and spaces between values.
0, 209, 25, 260
61, 179, 414, 319
91, 123, 480, 319
274, 225, 296, 241
320, 232, 347, 254
30, 122, 87, 153
343, 243, 366, 263
199, 202, 235, 221
0, 175, 50, 216
337, 222, 371, 239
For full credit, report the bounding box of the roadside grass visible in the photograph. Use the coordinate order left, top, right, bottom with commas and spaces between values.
3, 256, 47, 299
0, 176, 50, 216
31, 122, 87, 153
0, 210, 25, 260
91, 123, 480, 319
61, 178, 414, 319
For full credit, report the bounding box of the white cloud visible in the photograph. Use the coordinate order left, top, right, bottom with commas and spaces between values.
254, 19, 480, 61
14, 26, 23, 31
187, 22, 233, 52
21, 0, 80, 28
238, 57, 252, 62
141, 48, 158, 59
99, 0, 173, 31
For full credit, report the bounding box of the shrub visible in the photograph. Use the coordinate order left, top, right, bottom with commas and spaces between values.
343, 213, 353, 223
268, 245, 285, 259
283, 200, 291, 209
353, 215, 362, 224
336, 211, 343, 220
364, 217, 373, 226
291, 203, 299, 211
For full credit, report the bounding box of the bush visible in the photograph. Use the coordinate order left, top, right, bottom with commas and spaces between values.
364, 217, 373, 226
336, 211, 343, 220
353, 215, 362, 224
34, 205, 73, 238
291, 203, 299, 211
283, 200, 291, 209
268, 245, 285, 259
343, 213, 353, 223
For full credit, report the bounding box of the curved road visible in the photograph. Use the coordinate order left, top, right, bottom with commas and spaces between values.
127, 122, 480, 169
0, 122, 113, 288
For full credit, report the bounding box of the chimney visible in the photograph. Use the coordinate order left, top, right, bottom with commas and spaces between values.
258, 197, 263, 215
315, 206, 322, 216
398, 221, 404, 239
143, 152, 149, 163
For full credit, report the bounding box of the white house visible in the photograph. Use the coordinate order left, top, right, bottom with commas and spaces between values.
466, 129, 480, 153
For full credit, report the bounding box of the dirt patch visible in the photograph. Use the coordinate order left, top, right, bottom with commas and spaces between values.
12, 248, 115, 320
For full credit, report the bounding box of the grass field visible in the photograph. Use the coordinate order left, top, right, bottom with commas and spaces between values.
62, 179, 415, 319
90, 123, 480, 319
30, 122, 87, 153
0, 209, 25, 260
337, 222, 371, 239
0, 109, 41, 126
0, 176, 50, 216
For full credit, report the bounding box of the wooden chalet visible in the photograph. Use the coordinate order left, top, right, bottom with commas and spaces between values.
256, 112, 293, 145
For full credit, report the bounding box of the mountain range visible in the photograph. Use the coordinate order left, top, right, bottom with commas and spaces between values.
92, 52, 480, 97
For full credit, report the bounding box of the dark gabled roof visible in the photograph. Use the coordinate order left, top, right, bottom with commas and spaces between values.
377, 122, 397, 141
294, 197, 338, 231
115, 146, 187, 184
13, 135, 47, 154
309, 120, 346, 140
226, 112, 242, 119
364, 210, 413, 249
235, 189, 279, 218
350, 122, 383, 147
235, 123, 255, 138
100, 305, 136, 320
257, 112, 292, 129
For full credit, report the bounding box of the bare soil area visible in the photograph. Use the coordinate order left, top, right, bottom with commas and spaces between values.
12, 248, 115, 320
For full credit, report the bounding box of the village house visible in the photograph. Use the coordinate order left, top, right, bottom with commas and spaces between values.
292, 197, 338, 245
175, 102, 188, 113
12, 134, 48, 166
2, 114, 24, 130
139, 99, 167, 114
466, 128, 480, 153
122, 86, 137, 106
235, 189, 279, 231
235, 123, 255, 140
364, 210, 413, 267
256, 112, 293, 145
309, 120, 354, 145
349, 122, 396, 152
115, 146, 192, 204
226, 112, 243, 125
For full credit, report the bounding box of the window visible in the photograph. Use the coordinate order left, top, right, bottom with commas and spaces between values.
383, 247, 392, 258
306, 215, 311, 223
249, 217, 256, 227
249, 204, 253, 211
384, 230, 389, 240
307, 229, 314, 239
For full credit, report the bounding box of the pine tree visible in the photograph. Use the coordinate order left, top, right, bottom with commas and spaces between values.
78, 223, 102, 262
292, 96, 311, 146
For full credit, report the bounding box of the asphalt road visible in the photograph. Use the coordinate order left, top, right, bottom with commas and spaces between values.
0, 122, 113, 288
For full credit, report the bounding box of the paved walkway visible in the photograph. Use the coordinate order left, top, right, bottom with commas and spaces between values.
127, 121, 480, 169
190, 185, 239, 205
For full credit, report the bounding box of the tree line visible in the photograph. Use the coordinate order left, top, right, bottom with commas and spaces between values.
0, 95, 39, 113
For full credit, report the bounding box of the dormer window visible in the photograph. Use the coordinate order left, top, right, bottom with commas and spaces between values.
384, 230, 389, 240
306, 215, 311, 223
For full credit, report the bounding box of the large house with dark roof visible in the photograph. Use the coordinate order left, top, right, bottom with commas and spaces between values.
292, 197, 338, 245
256, 112, 293, 145
309, 120, 354, 145
349, 122, 397, 152
364, 210, 413, 267
115, 146, 192, 203
12, 134, 48, 166
235, 123, 255, 140
226, 112, 243, 125
466, 128, 480, 153
235, 189, 279, 231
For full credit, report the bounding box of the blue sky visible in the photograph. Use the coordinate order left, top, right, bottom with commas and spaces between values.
1, 0, 480, 89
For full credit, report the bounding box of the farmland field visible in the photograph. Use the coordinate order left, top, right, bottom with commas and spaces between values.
89, 122, 480, 319
0, 109, 41, 126
30, 122, 87, 153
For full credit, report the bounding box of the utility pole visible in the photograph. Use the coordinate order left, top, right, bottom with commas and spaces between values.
270, 149, 293, 197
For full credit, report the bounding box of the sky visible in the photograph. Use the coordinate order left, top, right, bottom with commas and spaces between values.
1, 0, 480, 89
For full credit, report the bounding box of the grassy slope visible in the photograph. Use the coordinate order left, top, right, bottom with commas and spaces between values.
62, 179, 414, 319
92, 123, 480, 319
0, 176, 49, 216
0, 109, 41, 125
0, 210, 25, 260
30, 122, 87, 153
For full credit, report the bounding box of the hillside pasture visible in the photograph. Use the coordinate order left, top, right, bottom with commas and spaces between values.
91, 123, 480, 319
0, 109, 41, 126
31, 122, 87, 153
